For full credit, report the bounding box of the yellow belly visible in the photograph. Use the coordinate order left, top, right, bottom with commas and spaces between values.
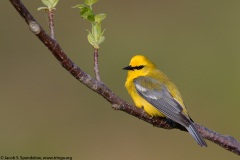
127, 83, 165, 117
134, 95, 165, 117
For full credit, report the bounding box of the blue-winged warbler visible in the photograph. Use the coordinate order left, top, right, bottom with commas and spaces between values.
123, 55, 207, 147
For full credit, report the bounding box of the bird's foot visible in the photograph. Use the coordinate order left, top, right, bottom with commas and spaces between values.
139, 106, 147, 119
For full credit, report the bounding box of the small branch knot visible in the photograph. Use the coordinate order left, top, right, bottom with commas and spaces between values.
112, 104, 121, 110
29, 21, 40, 35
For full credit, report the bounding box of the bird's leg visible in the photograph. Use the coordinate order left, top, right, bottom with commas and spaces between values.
138, 106, 145, 119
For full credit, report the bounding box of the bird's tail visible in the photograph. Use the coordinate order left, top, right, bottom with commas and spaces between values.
186, 121, 207, 147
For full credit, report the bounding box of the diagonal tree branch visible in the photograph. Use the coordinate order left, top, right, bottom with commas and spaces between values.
9, 0, 240, 156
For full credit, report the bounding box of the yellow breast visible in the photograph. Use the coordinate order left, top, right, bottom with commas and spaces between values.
125, 78, 165, 117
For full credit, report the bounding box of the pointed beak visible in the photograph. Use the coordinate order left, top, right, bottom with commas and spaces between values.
123, 65, 133, 70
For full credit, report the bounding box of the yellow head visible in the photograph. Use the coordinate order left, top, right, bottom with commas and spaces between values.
123, 55, 157, 79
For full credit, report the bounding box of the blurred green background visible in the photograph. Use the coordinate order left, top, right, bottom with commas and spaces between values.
1, 0, 240, 159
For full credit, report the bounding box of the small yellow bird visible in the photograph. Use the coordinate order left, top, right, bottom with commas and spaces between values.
123, 55, 207, 147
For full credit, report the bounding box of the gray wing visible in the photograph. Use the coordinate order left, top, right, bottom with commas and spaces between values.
134, 76, 190, 127
134, 76, 208, 147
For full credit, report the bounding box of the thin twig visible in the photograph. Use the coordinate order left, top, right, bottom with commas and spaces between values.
46, 9, 55, 39
94, 48, 100, 81
9, 0, 240, 156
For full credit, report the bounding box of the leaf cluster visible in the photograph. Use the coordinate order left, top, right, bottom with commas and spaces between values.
74, 0, 106, 49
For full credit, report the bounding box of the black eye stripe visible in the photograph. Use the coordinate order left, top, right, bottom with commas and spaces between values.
123, 65, 145, 71
132, 65, 144, 70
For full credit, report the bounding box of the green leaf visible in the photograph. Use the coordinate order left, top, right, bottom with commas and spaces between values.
92, 24, 99, 41
41, 0, 59, 9
87, 32, 96, 46
41, 0, 51, 7
97, 36, 105, 45
84, 0, 99, 6
80, 6, 95, 21
94, 13, 106, 23
37, 7, 48, 11
73, 4, 85, 9
99, 29, 105, 37
96, 23, 102, 37
52, 0, 59, 8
